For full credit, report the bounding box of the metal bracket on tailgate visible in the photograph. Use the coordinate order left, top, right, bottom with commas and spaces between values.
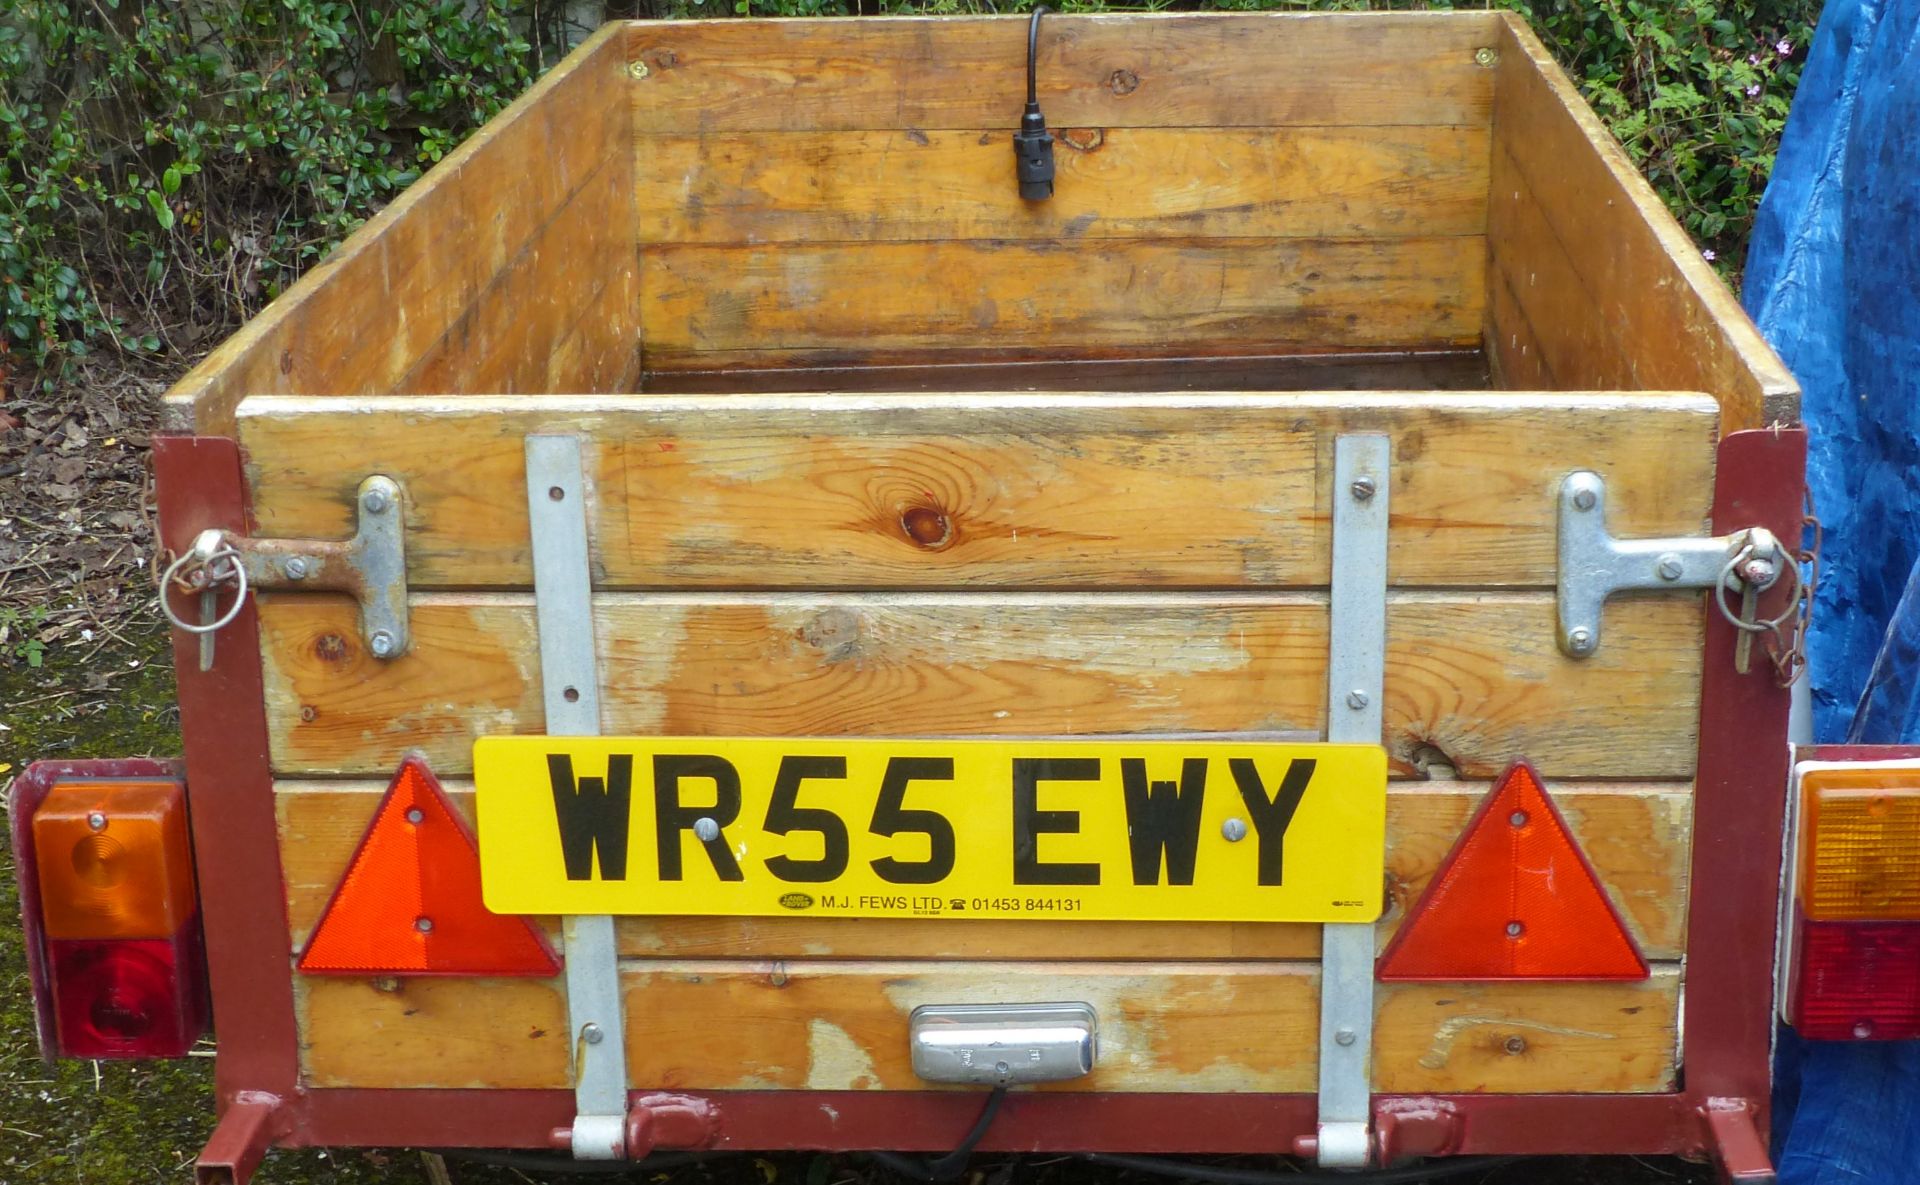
525, 436, 631, 1160
1557, 470, 1787, 659
1307, 435, 1391, 1170
177, 475, 411, 658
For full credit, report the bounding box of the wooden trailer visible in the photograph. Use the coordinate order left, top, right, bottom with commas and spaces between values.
137, 11, 1805, 1182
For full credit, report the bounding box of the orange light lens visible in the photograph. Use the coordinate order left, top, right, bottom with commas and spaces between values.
32, 781, 197, 940
1800, 766, 1920, 921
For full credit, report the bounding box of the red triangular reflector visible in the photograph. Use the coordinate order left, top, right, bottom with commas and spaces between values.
1377, 760, 1648, 981
298, 756, 560, 976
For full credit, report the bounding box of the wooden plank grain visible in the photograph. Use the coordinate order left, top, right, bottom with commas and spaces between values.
161, 26, 630, 434
625, 14, 1503, 133
635, 126, 1491, 244
1489, 16, 1796, 427
277, 780, 1691, 960
258, 590, 1702, 779
235, 392, 1717, 589
297, 959, 1679, 1092
638, 237, 1485, 362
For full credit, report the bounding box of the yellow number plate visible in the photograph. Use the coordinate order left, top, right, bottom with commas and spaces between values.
474, 737, 1386, 923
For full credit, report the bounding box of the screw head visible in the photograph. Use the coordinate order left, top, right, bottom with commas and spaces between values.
1571, 487, 1598, 512
1567, 628, 1595, 654
582, 1023, 605, 1045
1346, 689, 1370, 710
1474, 47, 1499, 67
1506, 920, 1525, 938
415, 916, 434, 933
369, 630, 397, 658
1334, 1028, 1357, 1047
405, 807, 425, 824
86, 811, 108, 832
1504, 1035, 1528, 1055
693, 817, 721, 842
627, 60, 650, 80
283, 555, 311, 580
1349, 476, 1377, 502
1221, 817, 1249, 843
1655, 553, 1685, 581
361, 487, 391, 515
1509, 810, 1529, 828
1852, 1020, 1875, 1040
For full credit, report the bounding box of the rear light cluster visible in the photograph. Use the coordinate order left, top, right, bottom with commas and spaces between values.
9, 768, 209, 1059
1784, 762, 1920, 1040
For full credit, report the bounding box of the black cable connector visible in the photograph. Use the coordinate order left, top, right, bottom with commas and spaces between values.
862, 1086, 1009, 1182
1013, 6, 1055, 201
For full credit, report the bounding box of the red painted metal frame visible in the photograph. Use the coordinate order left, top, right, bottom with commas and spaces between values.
156, 428, 1805, 1179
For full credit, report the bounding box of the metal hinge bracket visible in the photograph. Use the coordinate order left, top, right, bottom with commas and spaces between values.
1558, 470, 1784, 658
223, 476, 410, 658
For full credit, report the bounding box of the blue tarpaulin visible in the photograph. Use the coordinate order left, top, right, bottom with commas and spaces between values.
1741, 0, 1920, 1179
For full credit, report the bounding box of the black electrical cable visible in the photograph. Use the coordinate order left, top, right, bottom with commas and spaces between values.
1027, 5, 1047, 106
1080, 1152, 1514, 1185
861, 1085, 1010, 1182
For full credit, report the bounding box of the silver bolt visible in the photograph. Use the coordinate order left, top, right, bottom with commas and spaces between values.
693, 817, 721, 842
1221, 817, 1249, 843
1509, 810, 1529, 828
1572, 487, 1598, 512
86, 811, 108, 832
1655, 553, 1684, 581
1349, 476, 1377, 502
627, 60, 650, 80
1334, 1028, 1357, 1047
1567, 628, 1595, 654
283, 555, 311, 580
1740, 557, 1780, 588
369, 630, 397, 658
362, 487, 391, 515
1346, 689, 1370, 710
405, 807, 425, 824
582, 1023, 605, 1045
415, 916, 434, 933
1506, 920, 1525, 938
1473, 47, 1498, 67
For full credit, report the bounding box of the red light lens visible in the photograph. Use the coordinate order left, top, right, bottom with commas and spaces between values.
46, 925, 209, 1058
1789, 917, 1920, 1041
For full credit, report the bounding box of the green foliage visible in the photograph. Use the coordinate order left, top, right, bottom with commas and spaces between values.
0, 604, 48, 667
0, 0, 1821, 378
0, 0, 538, 377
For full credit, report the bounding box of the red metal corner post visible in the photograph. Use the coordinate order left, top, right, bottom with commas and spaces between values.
153, 438, 300, 1154
1685, 426, 1808, 1165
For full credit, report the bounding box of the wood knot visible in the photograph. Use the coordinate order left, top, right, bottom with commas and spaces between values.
278, 349, 294, 375
1108, 68, 1140, 95
314, 633, 352, 664
901, 505, 954, 549
1059, 128, 1106, 153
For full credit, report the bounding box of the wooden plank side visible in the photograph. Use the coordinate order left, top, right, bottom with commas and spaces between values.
398, 105, 636, 395
235, 392, 1718, 589
638, 237, 1485, 362
299, 960, 1679, 1092
624, 14, 1503, 133
1487, 138, 1622, 392
259, 591, 1703, 779
160, 27, 628, 435
277, 781, 1691, 960
635, 126, 1491, 244
1491, 17, 1797, 428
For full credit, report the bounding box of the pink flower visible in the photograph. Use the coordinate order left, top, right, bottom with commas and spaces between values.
1776, 39, 1794, 56
1703, 249, 1718, 262
1748, 53, 1761, 65
1746, 83, 1763, 97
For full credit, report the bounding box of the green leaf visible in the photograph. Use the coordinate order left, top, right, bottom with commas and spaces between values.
162, 165, 181, 194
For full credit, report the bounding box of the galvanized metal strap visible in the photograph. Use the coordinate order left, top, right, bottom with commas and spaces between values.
1317, 435, 1390, 1168
525, 435, 629, 1160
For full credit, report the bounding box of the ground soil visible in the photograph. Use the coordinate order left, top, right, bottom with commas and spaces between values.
0, 360, 1719, 1184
